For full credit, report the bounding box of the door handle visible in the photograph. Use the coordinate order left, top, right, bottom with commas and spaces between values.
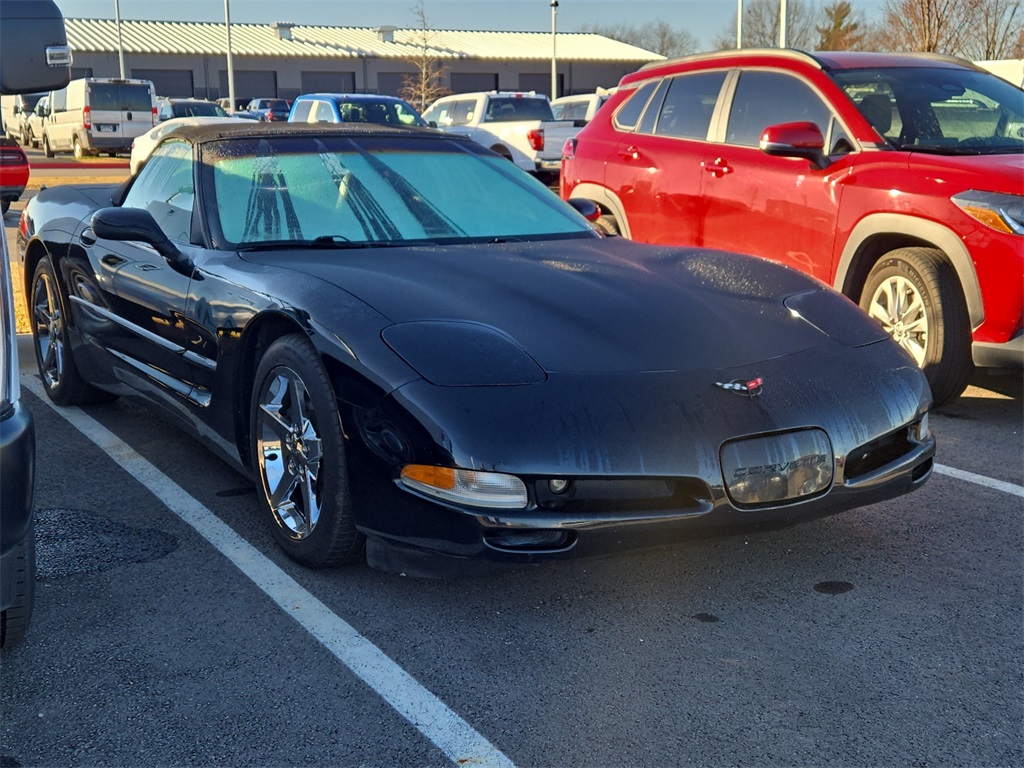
618, 145, 641, 161
704, 158, 733, 177
81, 227, 96, 246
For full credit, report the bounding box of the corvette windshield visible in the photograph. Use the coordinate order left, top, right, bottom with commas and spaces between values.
204, 135, 594, 247
831, 66, 1024, 153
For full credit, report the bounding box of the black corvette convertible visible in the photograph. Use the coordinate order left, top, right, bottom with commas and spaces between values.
18, 122, 935, 575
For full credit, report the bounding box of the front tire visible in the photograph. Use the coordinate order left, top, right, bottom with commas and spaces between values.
41, 133, 53, 158
251, 335, 364, 567
860, 246, 972, 406
595, 214, 620, 237
30, 257, 111, 405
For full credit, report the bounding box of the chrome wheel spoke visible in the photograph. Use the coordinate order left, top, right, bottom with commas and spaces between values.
256, 366, 323, 540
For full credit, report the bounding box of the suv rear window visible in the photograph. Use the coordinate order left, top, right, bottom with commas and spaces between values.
90, 83, 152, 112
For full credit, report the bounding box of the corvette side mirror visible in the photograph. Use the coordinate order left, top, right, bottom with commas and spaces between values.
91, 207, 194, 275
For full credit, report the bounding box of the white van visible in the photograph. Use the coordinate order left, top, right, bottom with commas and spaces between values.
41, 77, 156, 158
0, 92, 46, 142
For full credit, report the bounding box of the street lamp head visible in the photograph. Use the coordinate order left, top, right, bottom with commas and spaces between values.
551, 1, 558, 7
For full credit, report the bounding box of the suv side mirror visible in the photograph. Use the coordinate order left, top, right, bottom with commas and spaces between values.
0, 1, 72, 95
759, 122, 828, 170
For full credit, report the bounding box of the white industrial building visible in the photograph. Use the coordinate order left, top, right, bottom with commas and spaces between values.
61, 18, 663, 101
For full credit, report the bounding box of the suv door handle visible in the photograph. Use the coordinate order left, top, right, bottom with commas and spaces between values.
618, 145, 641, 161
704, 158, 733, 177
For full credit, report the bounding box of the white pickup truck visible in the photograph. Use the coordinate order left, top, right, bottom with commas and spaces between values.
422, 91, 579, 182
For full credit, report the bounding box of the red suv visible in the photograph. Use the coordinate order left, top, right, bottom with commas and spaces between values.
562, 50, 1023, 405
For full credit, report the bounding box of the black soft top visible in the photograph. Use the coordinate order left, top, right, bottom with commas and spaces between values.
164, 121, 449, 145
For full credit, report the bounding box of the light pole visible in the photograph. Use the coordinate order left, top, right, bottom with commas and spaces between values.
225, 0, 235, 111
779, 0, 788, 48
550, 0, 558, 99
114, 0, 126, 78
736, 0, 743, 48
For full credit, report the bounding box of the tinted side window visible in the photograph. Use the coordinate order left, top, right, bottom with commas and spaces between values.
290, 100, 312, 122
123, 141, 195, 242
651, 71, 726, 139
613, 80, 659, 130
450, 100, 476, 125
313, 101, 335, 122
50, 88, 67, 112
726, 71, 833, 146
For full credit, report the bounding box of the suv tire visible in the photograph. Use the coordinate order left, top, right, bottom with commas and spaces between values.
860, 247, 973, 406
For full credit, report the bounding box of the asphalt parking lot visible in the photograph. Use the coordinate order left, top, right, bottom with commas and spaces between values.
1, 164, 1022, 768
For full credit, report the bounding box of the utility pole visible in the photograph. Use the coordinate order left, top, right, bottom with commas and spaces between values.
225, 0, 235, 110
736, 0, 744, 48
114, 0, 126, 77
550, 0, 559, 99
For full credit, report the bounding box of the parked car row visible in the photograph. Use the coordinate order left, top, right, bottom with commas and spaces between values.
561, 49, 1023, 406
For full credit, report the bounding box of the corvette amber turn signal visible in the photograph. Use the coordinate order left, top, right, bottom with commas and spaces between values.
400, 465, 529, 509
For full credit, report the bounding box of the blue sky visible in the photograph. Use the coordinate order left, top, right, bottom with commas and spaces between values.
54, 0, 890, 50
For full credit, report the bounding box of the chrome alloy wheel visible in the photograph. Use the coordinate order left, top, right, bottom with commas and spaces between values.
865, 273, 928, 366
32, 269, 65, 391
255, 365, 325, 540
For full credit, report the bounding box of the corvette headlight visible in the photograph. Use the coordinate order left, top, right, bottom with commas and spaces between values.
399, 465, 529, 509
784, 289, 888, 347
952, 190, 1024, 235
383, 321, 545, 386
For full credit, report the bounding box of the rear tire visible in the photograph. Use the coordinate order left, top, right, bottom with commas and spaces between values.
73, 137, 85, 160
1, 199, 9, 215
860, 246, 972, 407
251, 335, 365, 568
0, 534, 35, 649
30, 257, 112, 405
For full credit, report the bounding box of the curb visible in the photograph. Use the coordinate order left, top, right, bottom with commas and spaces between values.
32, 161, 129, 170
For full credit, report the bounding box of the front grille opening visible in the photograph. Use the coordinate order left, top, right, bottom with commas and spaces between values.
844, 428, 916, 480
532, 476, 712, 514
483, 529, 575, 553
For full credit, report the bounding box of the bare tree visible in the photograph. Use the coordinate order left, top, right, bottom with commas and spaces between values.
713, 0, 819, 50
816, 1, 868, 49
878, 0, 978, 55
399, 1, 449, 111
958, 0, 1023, 59
578, 20, 698, 58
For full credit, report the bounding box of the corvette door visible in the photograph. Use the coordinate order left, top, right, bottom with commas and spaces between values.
85, 140, 200, 404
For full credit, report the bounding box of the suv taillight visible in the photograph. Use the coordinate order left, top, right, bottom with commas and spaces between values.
527, 128, 544, 151
562, 137, 577, 160
82, 105, 91, 129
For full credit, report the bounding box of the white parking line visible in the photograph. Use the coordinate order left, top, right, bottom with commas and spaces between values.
24, 377, 516, 768
935, 463, 1024, 498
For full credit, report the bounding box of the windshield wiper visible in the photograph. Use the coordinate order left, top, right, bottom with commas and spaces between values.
237, 237, 421, 251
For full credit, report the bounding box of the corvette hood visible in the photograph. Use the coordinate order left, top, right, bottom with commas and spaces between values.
243, 238, 873, 374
